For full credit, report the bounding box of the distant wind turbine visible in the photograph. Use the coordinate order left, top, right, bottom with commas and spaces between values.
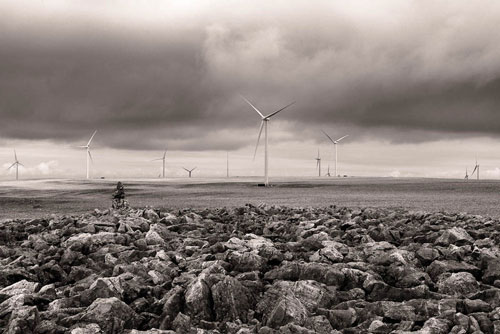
326, 165, 331, 177
322, 130, 348, 177
315, 149, 321, 177
241, 95, 295, 186
183, 167, 196, 178
152, 148, 167, 178
464, 167, 469, 180
226, 152, 229, 178
470, 158, 480, 180
78, 130, 97, 179
7, 150, 24, 180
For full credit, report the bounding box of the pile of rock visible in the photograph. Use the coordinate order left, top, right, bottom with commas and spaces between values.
0, 205, 499, 333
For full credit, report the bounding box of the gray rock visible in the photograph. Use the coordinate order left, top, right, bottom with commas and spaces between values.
435, 227, 473, 246
211, 275, 251, 322
81, 297, 138, 334
437, 272, 480, 296
6, 306, 39, 334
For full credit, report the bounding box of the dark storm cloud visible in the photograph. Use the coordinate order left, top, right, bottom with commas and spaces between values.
1, 1, 500, 150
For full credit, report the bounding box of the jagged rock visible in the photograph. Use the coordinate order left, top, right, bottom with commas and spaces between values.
0, 280, 39, 296
211, 275, 251, 322
184, 277, 212, 321
435, 227, 474, 246
420, 317, 452, 333
482, 258, 500, 285
80, 277, 124, 305
171, 312, 191, 333
160, 286, 184, 330
70, 324, 102, 334
258, 291, 308, 329
226, 251, 265, 272
6, 305, 39, 334
80, 297, 138, 334
426, 260, 480, 281
326, 307, 357, 330
437, 272, 480, 296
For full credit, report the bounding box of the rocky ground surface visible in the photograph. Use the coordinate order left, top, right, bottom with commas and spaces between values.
0, 204, 499, 334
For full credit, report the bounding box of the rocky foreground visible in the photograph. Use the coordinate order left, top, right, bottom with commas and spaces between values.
0, 205, 499, 334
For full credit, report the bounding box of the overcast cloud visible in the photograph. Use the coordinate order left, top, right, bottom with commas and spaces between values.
1, 0, 500, 151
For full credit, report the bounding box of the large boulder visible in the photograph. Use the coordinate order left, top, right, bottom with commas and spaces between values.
437, 272, 480, 296
482, 258, 500, 285
435, 227, 473, 246
184, 278, 212, 321
6, 306, 39, 334
0, 280, 39, 296
80, 297, 138, 334
211, 275, 251, 322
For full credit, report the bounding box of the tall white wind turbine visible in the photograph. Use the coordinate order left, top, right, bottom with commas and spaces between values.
78, 130, 97, 179
315, 149, 321, 177
152, 148, 167, 178
183, 167, 196, 178
7, 150, 24, 180
321, 130, 348, 177
241, 95, 295, 186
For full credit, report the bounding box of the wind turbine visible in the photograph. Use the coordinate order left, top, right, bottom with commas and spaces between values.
471, 158, 479, 180
464, 167, 469, 181
315, 149, 321, 177
183, 167, 196, 178
321, 130, 348, 177
241, 95, 295, 186
78, 130, 97, 179
226, 152, 229, 178
152, 148, 167, 178
7, 150, 24, 180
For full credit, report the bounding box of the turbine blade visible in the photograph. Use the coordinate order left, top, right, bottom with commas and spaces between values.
87, 130, 97, 146
163, 148, 167, 159
88, 150, 94, 164
471, 165, 478, 176
14, 149, 17, 161
7, 163, 16, 170
191, 167, 197, 172
253, 121, 265, 160
182, 167, 189, 172
321, 130, 335, 144
265, 101, 295, 119
151, 158, 163, 161
240, 95, 265, 118
335, 135, 349, 142
18, 163, 24, 167
77, 146, 88, 148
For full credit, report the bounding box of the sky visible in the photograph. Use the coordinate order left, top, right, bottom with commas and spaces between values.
1, 0, 500, 179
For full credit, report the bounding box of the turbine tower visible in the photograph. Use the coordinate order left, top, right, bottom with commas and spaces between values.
471, 158, 480, 180
227, 151, 229, 178
326, 165, 331, 177
7, 150, 24, 180
183, 167, 196, 178
241, 95, 295, 186
322, 130, 348, 177
315, 149, 321, 177
78, 130, 97, 179
464, 167, 469, 181
152, 148, 167, 178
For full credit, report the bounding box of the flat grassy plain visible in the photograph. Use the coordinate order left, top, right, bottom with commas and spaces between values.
1, 177, 500, 220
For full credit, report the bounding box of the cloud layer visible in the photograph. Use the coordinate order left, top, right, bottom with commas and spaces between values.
1, 0, 500, 150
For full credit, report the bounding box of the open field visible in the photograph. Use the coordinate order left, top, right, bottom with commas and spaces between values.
1, 177, 500, 220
